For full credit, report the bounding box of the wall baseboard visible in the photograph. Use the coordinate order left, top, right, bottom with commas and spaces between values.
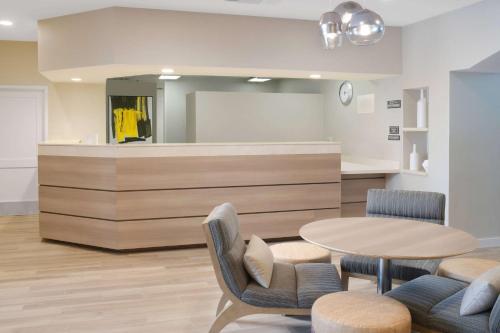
0, 201, 38, 216
478, 237, 500, 248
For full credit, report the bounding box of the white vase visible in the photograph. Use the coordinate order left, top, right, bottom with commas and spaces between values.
410, 144, 420, 171
422, 159, 429, 173
417, 89, 427, 128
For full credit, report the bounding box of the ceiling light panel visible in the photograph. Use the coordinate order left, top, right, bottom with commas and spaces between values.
159, 75, 181, 80
248, 77, 271, 82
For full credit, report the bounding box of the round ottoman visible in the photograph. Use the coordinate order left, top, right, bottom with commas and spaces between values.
312, 292, 411, 333
269, 242, 331, 264
438, 258, 499, 283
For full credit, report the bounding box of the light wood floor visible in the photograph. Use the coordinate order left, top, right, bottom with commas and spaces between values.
0, 215, 498, 333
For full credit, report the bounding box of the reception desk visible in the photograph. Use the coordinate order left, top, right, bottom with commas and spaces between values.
38, 142, 341, 250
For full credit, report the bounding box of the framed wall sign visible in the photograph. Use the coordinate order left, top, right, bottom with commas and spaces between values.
387, 100, 402, 109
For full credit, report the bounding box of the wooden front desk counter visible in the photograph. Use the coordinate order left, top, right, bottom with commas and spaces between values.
38, 142, 341, 250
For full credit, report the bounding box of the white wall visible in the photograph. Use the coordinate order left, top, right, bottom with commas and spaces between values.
322, 78, 402, 161
449, 72, 500, 240
163, 77, 321, 143
388, 0, 500, 234
164, 77, 280, 142
0, 88, 45, 215
187, 91, 324, 143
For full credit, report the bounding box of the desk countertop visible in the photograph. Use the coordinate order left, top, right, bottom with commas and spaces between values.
38, 142, 341, 158
341, 155, 400, 175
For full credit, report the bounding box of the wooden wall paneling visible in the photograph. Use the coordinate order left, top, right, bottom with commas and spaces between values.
341, 178, 386, 204
38, 154, 340, 191
116, 154, 341, 190
341, 202, 367, 218
39, 213, 120, 249
39, 183, 340, 221
40, 209, 341, 249
38, 156, 116, 190
39, 186, 117, 220
117, 183, 341, 220
239, 209, 340, 240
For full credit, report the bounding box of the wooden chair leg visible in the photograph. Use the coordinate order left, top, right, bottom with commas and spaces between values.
209, 303, 252, 333
341, 269, 349, 291
216, 294, 230, 316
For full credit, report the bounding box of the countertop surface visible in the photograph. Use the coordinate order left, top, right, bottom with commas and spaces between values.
38, 142, 341, 158
341, 155, 400, 174
38, 143, 399, 174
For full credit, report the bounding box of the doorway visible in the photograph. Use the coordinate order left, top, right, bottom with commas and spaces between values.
0, 86, 47, 216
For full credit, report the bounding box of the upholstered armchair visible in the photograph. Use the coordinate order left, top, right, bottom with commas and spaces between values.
387, 275, 500, 333
203, 203, 342, 333
341, 189, 446, 290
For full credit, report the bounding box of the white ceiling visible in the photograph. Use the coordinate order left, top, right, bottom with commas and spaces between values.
0, 0, 483, 41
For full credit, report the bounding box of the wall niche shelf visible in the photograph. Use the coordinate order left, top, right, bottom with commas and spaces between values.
401, 169, 428, 176
402, 87, 429, 175
402, 127, 428, 132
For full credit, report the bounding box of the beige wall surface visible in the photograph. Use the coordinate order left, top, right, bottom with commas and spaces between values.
38, 7, 401, 82
187, 91, 325, 143
322, 78, 402, 161
387, 0, 500, 241
0, 41, 106, 142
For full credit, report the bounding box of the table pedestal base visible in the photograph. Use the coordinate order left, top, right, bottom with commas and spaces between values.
377, 258, 392, 294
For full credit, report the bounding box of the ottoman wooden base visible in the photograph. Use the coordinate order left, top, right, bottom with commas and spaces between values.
438, 258, 499, 283
269, 242, 331, 265
312, 291, 411, 333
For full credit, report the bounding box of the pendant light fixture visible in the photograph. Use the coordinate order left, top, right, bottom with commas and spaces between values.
319, 11, 343, 49
319, 1, 385, 48
347, 9, 385, 45
334, 1, 363, 28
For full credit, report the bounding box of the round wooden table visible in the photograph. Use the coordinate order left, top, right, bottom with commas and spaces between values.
300, 217, 478, 294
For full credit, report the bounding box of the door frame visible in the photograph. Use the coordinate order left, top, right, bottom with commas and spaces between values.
0, 85, 48, 215
0, 85, 49, 141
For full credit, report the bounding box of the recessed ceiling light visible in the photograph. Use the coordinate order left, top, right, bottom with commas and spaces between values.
159, 75, 181, 80
248, 77, 271, 83
309, 74, 322, 79
0, 20, 13, 27
71, 77, 82, 82
161, 68, 175, 74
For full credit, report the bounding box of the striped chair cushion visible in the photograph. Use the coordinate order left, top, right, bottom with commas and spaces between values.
295, 263, 342, 308
366, 189, 446, 223
491, 296, 500, 333
241, 262, 297, 308
429, 289, 490, 333
342, 190, 446, 282
386, 275, 467, 325
207, 203, 249, 298
341, 255, 441, 282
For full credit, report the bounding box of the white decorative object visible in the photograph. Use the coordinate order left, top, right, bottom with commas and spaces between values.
410, 144, 420, 171
422, 159, 429, 173
81, 133, 99, 145
357, 94, 375, 114
417, 89, 427, 128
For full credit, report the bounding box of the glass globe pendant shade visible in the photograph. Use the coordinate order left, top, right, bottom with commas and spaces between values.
334, 1, 363, 30
319, 11, 343, 49
346, 9, 385, 46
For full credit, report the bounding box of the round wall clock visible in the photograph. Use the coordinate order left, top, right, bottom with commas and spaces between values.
339, 81, 353, 106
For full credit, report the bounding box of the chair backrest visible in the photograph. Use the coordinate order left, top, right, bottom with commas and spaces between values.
491, 295, 500, 333
366, 189, 446, 224
202, 203, 249, 299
